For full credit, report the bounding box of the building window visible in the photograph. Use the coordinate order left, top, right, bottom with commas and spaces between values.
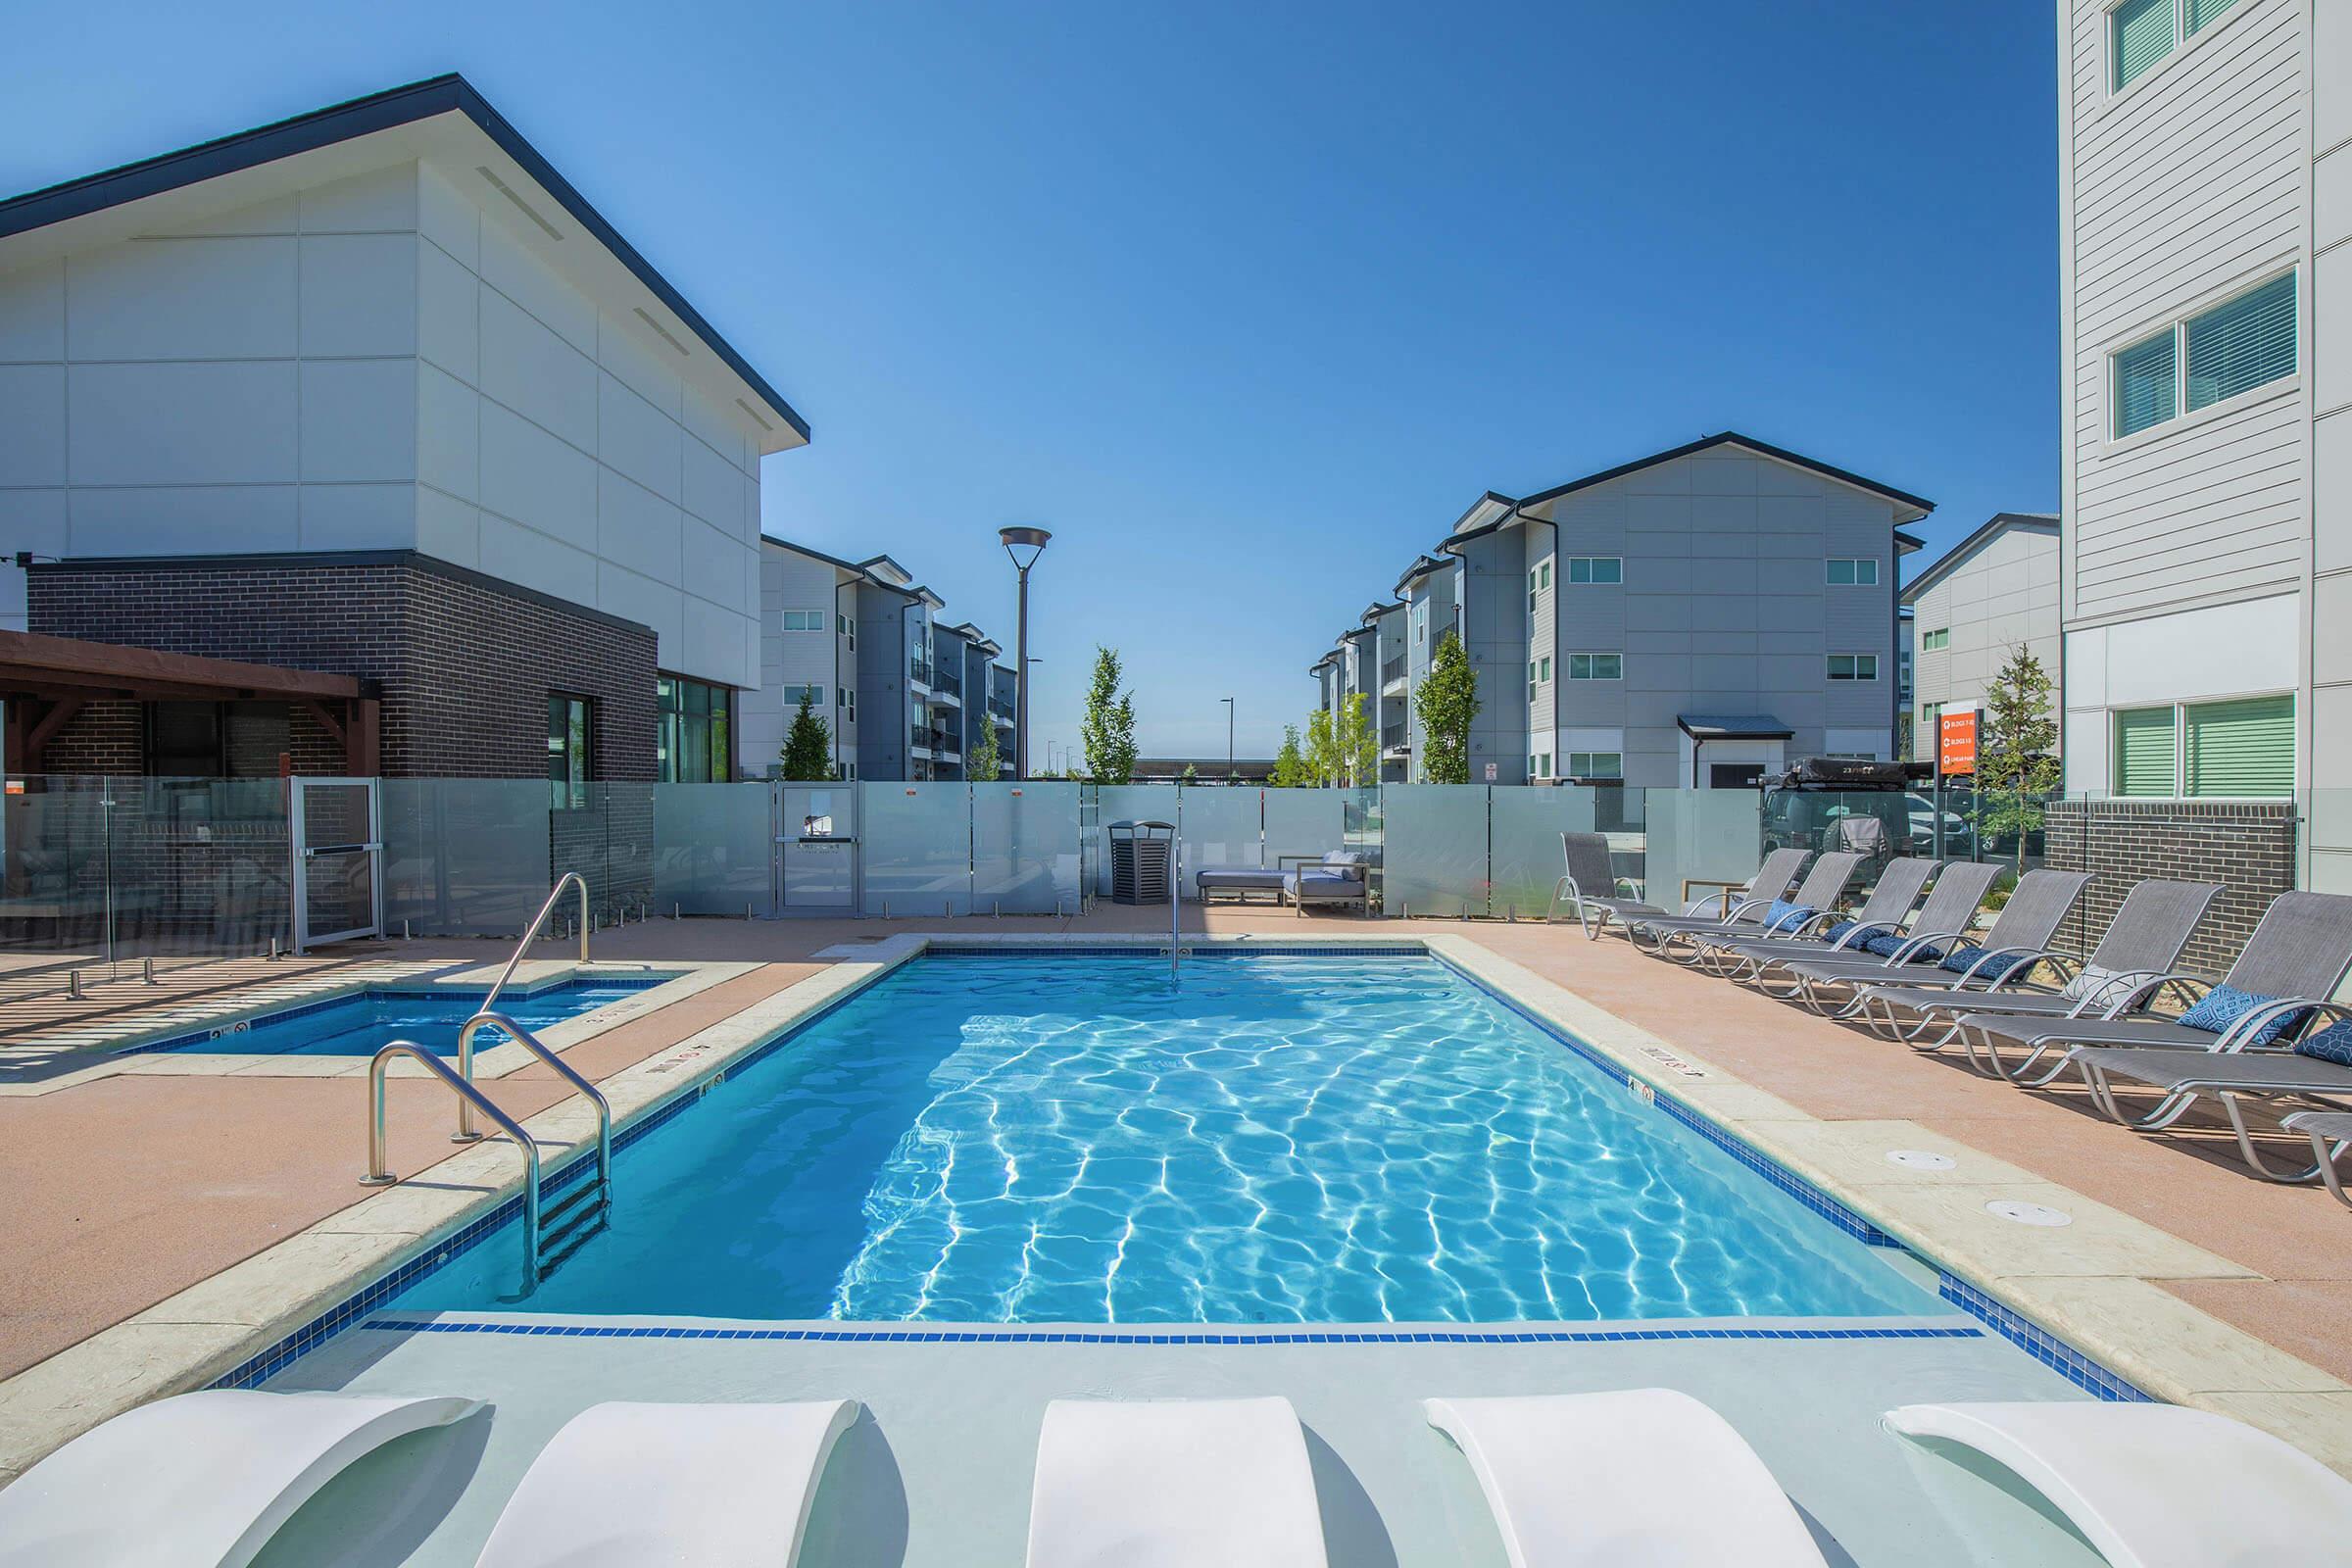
1565, 557, 1621, 585
1919, 701, 1944, 760
2113, 706, 2179, 797
1921, 628, 1949, 652
657, 676, 731, 783
839, 687, 856, 720
2113, 270, 2296, 439
1414, 607, 1427, 644
549, 695, 592, 808
1566, 654, 1621, 680
1826, 559, 1880, 586
2113, 0, 2241, 93
1569, 751, 1623, 780
780, 610, 826, 631
1827, 654, 1879, 681
2185, 695, 2293, 797
782, 683, 825, 707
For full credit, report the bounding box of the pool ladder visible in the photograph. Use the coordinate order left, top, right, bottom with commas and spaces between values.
361, 1010, 614, 1296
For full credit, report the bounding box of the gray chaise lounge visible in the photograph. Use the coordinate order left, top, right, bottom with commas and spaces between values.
1620, 848, 1811, 955
1284, 850, 1371, 915
1761, 859, 2006, 1009
1699, 855, 1939, 983
1545, 832, 1664, 939
1675, 852, 1869, 968
1788, 865, 2094, 1029
1196, 865, 1292, 906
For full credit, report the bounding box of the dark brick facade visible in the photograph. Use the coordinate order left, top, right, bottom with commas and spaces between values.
27, 553, 657, 781
2044, 799, 2298, 978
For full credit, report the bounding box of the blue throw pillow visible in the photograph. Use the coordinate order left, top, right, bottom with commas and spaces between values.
1765, 900, 1816, 932
1940, 945, 2035, 982
2297, 1018, 2352, 1067
1823, 919, 1859, 944
2179, 983, 2309, 1048
1861, 931, 1914, 957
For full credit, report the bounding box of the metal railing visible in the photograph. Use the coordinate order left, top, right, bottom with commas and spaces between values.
476, 873, 589, 1022
363, 1040, 542, 1298
1381, 655, 1406, 685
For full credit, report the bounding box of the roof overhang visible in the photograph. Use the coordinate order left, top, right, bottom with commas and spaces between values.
0, 628, 365, 703
1678, 713, 1794, 741
1444, 491, 1521, 540
858, 555, 913, 586
1517, 432, 1933, 527
1392, 555, 1453, 597
1900, 512, 2061, 604
0, 74, 808, 451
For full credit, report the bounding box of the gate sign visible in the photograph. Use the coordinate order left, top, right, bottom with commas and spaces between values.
1938, 707, 1979, 775
1485, 762, 1497, 782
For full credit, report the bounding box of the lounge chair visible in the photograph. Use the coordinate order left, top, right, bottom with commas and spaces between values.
1544, 831, 1664, 939
1195, 864, 1290, 906
1954, 889, 2352, 1089
1886, 1400, 2352, 1566
1845, 873, 2210, 1048
1283, 850, 1371, 916
1621, 848, 1811, 956
1424, 1390, 1826, 1567
0, 1390, 483, 1568
475, 1400, 859, 1567
1763, 859, 2006, 1010
2281, 1109, 2352, 1208
2070, 1041, 2352, 1186
1699, 855, 1939, 984
1673, 851, 1869, 970
1026, 1396, 1329, 1568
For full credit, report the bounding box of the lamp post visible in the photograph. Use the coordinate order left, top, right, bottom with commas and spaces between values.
999, 527, 1052, 779
1221, 697, 1234, 782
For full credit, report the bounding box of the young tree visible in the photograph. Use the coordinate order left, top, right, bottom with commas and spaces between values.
1975, 646, 2061, 872
1414, 630, 1480, 783
1180, 761, 1200, 785
1080, 645, 1138, 783
1270, 724, 1309, 788
780, 691, 834, 780
1336, 691, 1378, 786
967, 716, 1002, 780
1303, 709, 1340, 786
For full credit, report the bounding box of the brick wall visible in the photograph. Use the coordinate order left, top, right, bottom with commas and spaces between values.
2044, 799, 2298, 977
28, 555, 657, 780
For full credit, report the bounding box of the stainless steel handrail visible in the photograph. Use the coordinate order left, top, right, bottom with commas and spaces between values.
479, 872, 591, 1019
362, 1040, 539, 1298
1169, 837, 1181, 983
459, 1010, 612, 1194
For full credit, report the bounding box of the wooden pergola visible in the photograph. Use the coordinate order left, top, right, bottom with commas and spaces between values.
0, 629, 380, 775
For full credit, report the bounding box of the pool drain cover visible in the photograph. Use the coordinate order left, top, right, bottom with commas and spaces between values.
1885, 1149, 1956, 1171
1986, 1200, 2072, 1227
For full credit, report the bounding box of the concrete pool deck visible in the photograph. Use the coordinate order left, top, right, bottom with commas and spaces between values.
3, 905, 2351, 1494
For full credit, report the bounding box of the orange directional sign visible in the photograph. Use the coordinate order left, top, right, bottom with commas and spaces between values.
1938, 708, 1979, 776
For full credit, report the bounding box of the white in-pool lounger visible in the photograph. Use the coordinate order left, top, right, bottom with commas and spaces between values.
1886, 1400, 2352, 1568
473, 1399, 860, 1568
1423, 1389, 1827, 1567
1026, 1396, 1330, 1568
0, 1389, 482, 1568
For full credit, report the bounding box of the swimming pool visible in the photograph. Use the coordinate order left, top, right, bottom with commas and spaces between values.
395, 953, 1937, 1323
133, 974, 680, 1058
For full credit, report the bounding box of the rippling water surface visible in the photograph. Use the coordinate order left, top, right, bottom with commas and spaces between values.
398, 954, 1935, 1322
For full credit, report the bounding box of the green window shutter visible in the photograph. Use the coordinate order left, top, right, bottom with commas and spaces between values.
2186, 0, 2240, 33
2114, 0, 2176, 90
2185, 273, 2296, 413
2113, 707, 2178, 797
2184, 696, 2293, 798
2115, 330, 2177, 436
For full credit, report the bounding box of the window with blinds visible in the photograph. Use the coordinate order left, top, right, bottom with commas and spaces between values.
2184, 695, 2293, 798
2113, 0, 2177, 90
2113, 331, 2177, 437
2113, 707, 2177, 797
2185, 273, 2296, 413
2185, 0, 2241, 36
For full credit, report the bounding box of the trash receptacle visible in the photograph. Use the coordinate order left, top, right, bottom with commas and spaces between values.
1108, 819, 1175, 905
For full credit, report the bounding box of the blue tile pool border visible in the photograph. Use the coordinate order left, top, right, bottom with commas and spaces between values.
208, 940, 2150, 1402
122, 972, 683, 1055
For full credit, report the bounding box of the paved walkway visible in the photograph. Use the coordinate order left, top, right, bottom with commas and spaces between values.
2, 904, 2346, 1396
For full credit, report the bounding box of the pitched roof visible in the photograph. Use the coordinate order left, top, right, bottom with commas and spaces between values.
0, 74, 808, 444
1511, 431, 1934, 526
1900, 513, 2061, 605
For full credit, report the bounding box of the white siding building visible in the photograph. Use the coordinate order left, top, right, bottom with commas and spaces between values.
1901, 513, 2062, 758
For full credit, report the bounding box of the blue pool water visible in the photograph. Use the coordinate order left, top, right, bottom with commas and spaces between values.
142, 976, 678, 1057
395, 954, 1936, 1324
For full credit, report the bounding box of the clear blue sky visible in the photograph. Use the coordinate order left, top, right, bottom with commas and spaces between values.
0, 2, 2059, 763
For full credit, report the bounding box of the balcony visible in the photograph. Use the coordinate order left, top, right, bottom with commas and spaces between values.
930, 666, 962, 700
1382, 722, 1409, 760
921, 725, 961, 758
988, 695, 1015, 721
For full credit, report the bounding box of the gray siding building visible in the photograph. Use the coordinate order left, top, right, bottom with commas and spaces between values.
1901, 514, 2062, 760
1316, 435, 1929, 788
2056, 0, 2327, 847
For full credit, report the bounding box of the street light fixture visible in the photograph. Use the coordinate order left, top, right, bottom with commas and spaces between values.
1000, 527, 1052, 779
1221, 697, 1235, 783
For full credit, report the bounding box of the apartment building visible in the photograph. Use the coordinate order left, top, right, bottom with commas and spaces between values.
0, 75, 804, 782
741, 537, 866, 779
1316, 434, 1929, 788
2056, 0, 2333, 867
1901, 513, 2062, 760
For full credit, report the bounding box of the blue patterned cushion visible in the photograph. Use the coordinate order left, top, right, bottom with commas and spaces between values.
2179, 983, 2308, 1048
2297, 1019, 2352, 1067
1940, 945, 2035, 982
1861, 930, 1912, 957
1823, 919, 1859, 944
1766, 900, 1817, 932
